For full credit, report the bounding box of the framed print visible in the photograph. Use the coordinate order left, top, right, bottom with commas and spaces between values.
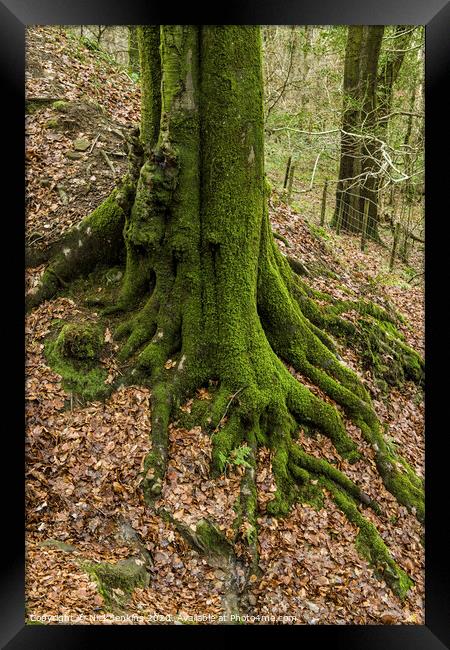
1, 0, 449, 647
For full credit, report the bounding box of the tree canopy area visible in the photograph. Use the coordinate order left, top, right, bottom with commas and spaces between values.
25, 25, 424, 626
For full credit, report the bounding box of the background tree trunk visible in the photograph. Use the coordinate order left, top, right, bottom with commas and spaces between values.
372, 26, 413, 222
128, 26, 140, 75
333, 26, 384, 238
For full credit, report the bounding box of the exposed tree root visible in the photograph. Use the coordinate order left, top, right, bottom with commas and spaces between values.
156, 507, 247, 623
111, 202, 422, 602
286, 255, 311, 277
25, 189, 129, 313
37, 206, 424, 600
324, 480, 413, 600
38, 205, 423, 600
33, 126, 423, 606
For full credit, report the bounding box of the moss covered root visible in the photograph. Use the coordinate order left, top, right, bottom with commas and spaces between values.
325, 480, 413, 600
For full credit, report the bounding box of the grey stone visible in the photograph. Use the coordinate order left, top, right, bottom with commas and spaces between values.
73, 138, 90, 152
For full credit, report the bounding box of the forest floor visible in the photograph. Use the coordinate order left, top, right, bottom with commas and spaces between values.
25, 27, 425, 626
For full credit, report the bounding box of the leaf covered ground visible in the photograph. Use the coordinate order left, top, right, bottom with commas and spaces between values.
25, 26, 424, 626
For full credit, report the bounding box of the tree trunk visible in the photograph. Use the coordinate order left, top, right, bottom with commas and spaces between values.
333, 26, 384, 239
372, 26, 413, 218
27, 26, 424, 599
128, 26, 139, 75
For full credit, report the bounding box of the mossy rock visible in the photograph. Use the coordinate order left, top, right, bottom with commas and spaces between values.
73, 138, 90, 152
40, 538, 77, 553
45, 117, 59, 129
84, 557, 149, 609
53, 100, 69, 112
56, 322, 103, 361
65, 150, 83, 160
44, 321, 110, 402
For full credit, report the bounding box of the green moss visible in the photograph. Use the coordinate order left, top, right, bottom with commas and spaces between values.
56, 322, 103, 360
267, 443, 297, 516
45, 117, 59, 129
137, 27, 161, 151
381, 461, 425, 522
211, 414, 243, 474
308, 222, 331, 241
194, 519, 234, 558
44, 322, 110, 403
52, 100, 69, 112
288, 463, 325, 510
26, 189, 130, 312
40, 539, 77, 553
58, 27, 424, 555
289, 443, 379, 511
84, 558, 149, 610
273, 230, 291, 247
288, 380, 360, 461
310, 298, 424, 392
174, 397, 212, 430
327, 480, 413, 599
300, 483, 325, 510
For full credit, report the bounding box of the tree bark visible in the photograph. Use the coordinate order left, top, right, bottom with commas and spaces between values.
128, 26, 140, 75
333, 26, 384, 238
111, 26, 424, 535
371, 26, 413, 218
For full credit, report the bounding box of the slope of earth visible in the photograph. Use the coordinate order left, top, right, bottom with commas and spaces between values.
25, 27, 424, 626
26, 26, 140, 256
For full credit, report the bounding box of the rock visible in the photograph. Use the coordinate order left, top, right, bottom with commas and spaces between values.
248, 593, 257, 606
40, 538, 76, 553
83, 557, 150, 609
65, 151, 83, 160
73, 138, 90, 151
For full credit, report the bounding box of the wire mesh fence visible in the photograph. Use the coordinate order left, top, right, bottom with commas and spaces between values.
277, 159, 424, 275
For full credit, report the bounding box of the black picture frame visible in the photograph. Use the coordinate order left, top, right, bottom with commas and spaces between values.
2, 0, 449, 647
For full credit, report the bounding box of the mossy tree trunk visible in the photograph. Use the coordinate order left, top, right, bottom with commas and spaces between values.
128, 26, 140, 75
28, 26, 424, 600
333, 26, 384, 239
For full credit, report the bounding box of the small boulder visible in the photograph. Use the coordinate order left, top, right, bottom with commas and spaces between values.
73, 138, 90, 152
65, 151, 83, 160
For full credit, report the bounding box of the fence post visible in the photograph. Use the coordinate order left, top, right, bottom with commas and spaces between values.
360, 198, 369, 252
320, 179, 328, 226
283, 156, 292, 191
336, 181, 345, 235
389, 222, 401, 271
402, 204, 412, 263
287, 163, 296, 205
